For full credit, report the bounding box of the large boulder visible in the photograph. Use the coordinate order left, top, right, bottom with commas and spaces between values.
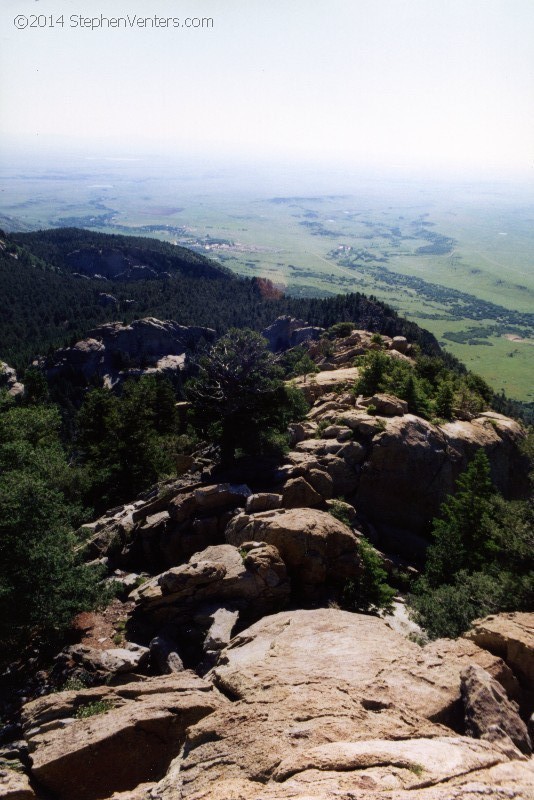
131, 543, 290, 635
281, 476, 323, 508
53, 642, 150, 681
225, 508, 362, 595
21, 674, 225, 800
359, 393, 408, 416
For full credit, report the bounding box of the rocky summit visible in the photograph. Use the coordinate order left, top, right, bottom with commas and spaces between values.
1, 324, 532, 800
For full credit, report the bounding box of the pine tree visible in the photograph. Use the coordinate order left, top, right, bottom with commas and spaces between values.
424, 449, 494, 587
187, 329, 305, 464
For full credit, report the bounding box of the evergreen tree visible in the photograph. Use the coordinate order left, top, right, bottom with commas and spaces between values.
410, 448, 533, 638
187, 329, 306, 464
355, 350, 389, 397
77, 377, 177, 511
424, 449, 494, 586
0, 401, 104, 667
435, 381, 454, 419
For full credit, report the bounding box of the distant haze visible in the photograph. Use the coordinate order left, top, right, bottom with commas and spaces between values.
1, 0, 534, 177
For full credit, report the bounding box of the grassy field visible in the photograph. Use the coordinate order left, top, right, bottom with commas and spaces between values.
1, 160, 532, 400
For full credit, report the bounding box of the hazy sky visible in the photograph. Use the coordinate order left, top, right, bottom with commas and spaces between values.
1, 0, 534, 174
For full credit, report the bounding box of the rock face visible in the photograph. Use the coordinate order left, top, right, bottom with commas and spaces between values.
43, 317, 215, 388
225, 509, 362, 596
464, 612, 534, 716
292, 391, 526, 538
21, 674, 225, 800
356, 412, 526, 535
0, 361, 24, 398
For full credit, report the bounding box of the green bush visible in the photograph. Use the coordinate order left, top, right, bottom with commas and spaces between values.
328, 500, 353, 527
341, 537, 395, 615
326, 322, 354, 339
75, 700, 114, 719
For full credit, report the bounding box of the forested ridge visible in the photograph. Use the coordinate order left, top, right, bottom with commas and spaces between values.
1, 228, 440, 367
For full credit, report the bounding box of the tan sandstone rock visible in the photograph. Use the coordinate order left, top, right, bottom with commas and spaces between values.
148, 609, 525, 800
22, 674, 226, 800
225, 509, 362, 594
0, 768, 36, 799
464, 612, 534, 691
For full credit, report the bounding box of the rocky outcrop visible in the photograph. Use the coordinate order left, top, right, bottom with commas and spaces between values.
0, 362, 24, 398
289, 388, 526, 539
21, 674, 225, 800
43, 317, 215, 388
79, 482, 251, 573
262, 316, 324, 352
291, 366, 360, 402
225, 509, 363, 596
12, 611, 533, 800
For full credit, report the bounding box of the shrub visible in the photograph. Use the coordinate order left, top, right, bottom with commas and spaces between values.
328, 500, 353, 527
75, 700, 114, 719
341, 537, 395, 615
326, 322, 354, 339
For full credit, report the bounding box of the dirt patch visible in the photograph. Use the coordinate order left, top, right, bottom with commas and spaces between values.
71, 598, 134, 651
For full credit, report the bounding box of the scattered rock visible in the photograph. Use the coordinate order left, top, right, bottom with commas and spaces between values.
0, 767, 36, 799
